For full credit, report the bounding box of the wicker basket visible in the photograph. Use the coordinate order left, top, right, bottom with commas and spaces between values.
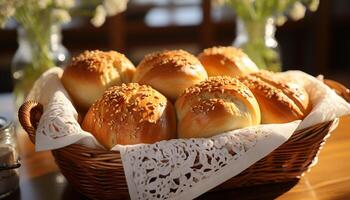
18, 79, 350, 200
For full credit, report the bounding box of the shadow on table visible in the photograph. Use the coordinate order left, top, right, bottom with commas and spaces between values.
61, 179, 300, 200
3, 171, 301, 200
61, 184, 89, 200
197, 180, 299, 200
3, 172, 87, 200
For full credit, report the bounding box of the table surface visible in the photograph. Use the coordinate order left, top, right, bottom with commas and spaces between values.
1, 94, 350, 200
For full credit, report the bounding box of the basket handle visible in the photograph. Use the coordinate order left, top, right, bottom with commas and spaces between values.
324, 79, 350, 103
18, 101, 43, 143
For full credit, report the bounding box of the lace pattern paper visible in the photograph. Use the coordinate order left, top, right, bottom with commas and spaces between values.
27, 67, 350, 199
114, 123, 299, 200
26, 68, 102, 151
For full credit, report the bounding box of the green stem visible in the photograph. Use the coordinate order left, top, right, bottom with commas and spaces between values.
237, 18, 281, 72
15, 6, 55, 69
12, 5, 58, 106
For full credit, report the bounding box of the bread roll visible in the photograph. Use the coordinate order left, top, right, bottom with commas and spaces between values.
175, 76, 261, 138
82, 83, 177, 149
239, 70, 310, 123
198, 46, 259, 77
133, 50, 208, 101
62, 50, 135, 111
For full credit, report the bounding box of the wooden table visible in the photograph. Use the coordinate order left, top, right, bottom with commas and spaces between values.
1, 94, 350, 200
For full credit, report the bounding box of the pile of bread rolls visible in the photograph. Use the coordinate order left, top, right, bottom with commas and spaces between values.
61, 47, 311, 149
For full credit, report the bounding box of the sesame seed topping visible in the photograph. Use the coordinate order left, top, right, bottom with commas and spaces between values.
181, 76, 253, 99
240, 70, 308, 115
139, 49, 202, 70
65, 50, 135, 85
177, 76, 255, 114
68, 50, 128, 73
239, 74, 304, 117
199, 46, 246, 64
87, 82, 170, 131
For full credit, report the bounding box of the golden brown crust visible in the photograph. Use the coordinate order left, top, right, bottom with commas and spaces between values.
198, 46, 258, 77
82, 83, 177, 149
133, 50, 208, 100
250, 70, 310, 114
175, 76, 261, 138
239, 71, 310, 123
61, 50, 135, 111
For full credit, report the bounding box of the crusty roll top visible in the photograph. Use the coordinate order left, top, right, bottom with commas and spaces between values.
82, 83, 176, 149
62, 50, 135, 110
198, 46, 259, 77
249, 70, 310, 114
239, 70, 310, 123
133, 50, 208, 100
65, 50, 135, 83
175, 76, 261, 138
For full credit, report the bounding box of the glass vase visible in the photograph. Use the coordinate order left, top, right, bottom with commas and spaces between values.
233, 17, 281, 72
11, 24, 70, 108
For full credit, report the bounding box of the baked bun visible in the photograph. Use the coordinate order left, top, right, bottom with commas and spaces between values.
175, 76, 261, 138
82, 83, 177, 149
239, 70, 310, 124
198, 46, 259, 77
62, 50, 135, 111
133, 50, 208, 100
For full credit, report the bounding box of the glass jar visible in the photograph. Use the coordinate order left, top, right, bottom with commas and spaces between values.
0, 117, 20, 198
11, 24, 70, 109
233, 17, 281, 72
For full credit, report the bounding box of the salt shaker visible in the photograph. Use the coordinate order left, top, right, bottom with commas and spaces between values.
0, 117, 20, 198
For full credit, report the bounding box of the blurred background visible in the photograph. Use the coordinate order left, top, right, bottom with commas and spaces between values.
0, 0, 349, 93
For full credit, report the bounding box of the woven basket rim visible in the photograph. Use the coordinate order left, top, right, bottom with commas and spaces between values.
51, 119, 338, 154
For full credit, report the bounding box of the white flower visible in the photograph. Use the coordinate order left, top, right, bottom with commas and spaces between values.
38, 0, 52, 9
54, 0, 75, 9
90, 0, 129, 27
275, 15, 287, 26
103, 0, 128, 16
52, 8, 71, 24
289, 2, 306, 21
91, 5, 107, 27
308, 0, 319, 12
